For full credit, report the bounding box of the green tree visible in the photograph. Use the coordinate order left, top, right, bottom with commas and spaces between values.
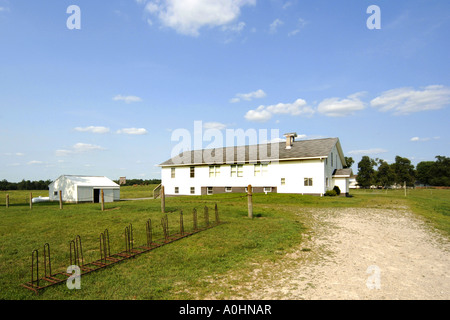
429, 155, 450, 186
391, 156, 415, 187
375, 159, 395, 188
416, 161, 435, 185
344, 157, 354, 169
356, 156, 376, 188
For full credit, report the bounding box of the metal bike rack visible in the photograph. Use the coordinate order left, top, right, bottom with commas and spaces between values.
21, 204, 224, 294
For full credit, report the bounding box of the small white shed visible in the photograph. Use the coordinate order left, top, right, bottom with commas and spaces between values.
332, 168, 353, 196
49, 175, 120, 203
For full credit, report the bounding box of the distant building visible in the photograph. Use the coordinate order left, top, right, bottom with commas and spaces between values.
159, 133, 352, 196
349, 175, 359, 189
48, 175, 120, 203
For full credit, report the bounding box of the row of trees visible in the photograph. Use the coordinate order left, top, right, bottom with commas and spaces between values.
0, 179, 53, 191
113, 178, 161, 186
416, 156, 450, 187
355, 155, 450, 188
0, 178, 162, 191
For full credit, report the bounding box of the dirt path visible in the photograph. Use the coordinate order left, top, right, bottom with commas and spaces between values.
204, 207, 450, 300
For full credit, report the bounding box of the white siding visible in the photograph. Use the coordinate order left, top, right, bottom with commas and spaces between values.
162, 159, 327, 195
113, 189, 120, 201
325, 145, 344, 190
333, 177, 349, 195
160, 139, 349, 197
102, 189, 115, 203
77, 186, 118, 202
77, 186, 93, 202
48, 176, 78, 202
274, 160, 325, 195
48, 175, 120, 203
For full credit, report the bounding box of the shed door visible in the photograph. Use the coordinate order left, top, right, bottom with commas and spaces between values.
93, 189, 100, 203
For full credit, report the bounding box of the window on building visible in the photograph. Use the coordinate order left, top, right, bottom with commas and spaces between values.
190, 187, 195, 194
209, 166, 220, 178
264, 187, 272, 192
262, 163, 268, 175
254, 163, 269, 176
254, 164, 260, 176
281, 178, 286, 185
171, 168, 176, 178
207, 187, 213, 195
190, 166, 195, 178
231, 164, 244, 177
54, 191, 58, 196
237, 165, 243, 177
304, 178, 313, 186
225, 187, 232, 192
175, 187, 179, 194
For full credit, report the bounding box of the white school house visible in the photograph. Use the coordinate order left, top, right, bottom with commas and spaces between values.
159, 133, 352, 196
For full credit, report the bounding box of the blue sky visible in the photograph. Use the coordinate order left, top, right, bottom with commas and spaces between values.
0, 0, 449, 181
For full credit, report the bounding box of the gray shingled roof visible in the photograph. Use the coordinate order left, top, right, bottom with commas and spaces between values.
332, 168, 353, 177
159, 137, 340, 166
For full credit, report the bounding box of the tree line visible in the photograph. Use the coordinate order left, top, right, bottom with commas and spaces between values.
0, 178, 162, 191
113, 178, 161, 186
354, 155, 450, 188
0, 179, 53, 191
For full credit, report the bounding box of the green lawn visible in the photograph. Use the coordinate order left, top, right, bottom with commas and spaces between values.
351, 188, 450, 235
0, 187, 448, 300
119, 184, 160, 199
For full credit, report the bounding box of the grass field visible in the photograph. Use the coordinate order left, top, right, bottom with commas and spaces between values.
0, 187, 448, 300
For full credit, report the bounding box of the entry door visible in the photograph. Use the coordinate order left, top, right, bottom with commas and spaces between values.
93, 189, 100, 203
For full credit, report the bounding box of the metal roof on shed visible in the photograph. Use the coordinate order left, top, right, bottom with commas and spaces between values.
50, 175, 119, 187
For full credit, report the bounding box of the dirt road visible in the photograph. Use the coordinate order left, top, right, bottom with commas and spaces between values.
205, 207, 450, 300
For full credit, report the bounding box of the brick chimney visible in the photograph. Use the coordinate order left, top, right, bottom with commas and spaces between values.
284, 132, 297, 149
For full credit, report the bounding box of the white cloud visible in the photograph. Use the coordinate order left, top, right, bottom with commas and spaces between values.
410, 136, 440, 142
245, 98, 315, 122
74, 126, 110, 134
203, 122, 227, 130
73, 143, 105, 152
113, 95, 143, 104
348, 148, 388, 155
27, 160, 43, 165
288, 18, 307, 36
117, 128, 148, 135
55, 149, 72, 157
288, 29, 300, 37
230, 89, 266, 103
56, 143, 105, 157
222, 21, 246, 33
244, 106, 273, 122
4, 152, 25, 156
7, 163, 20, 167
282, 2, 293, 10
269, 18, 284, 34
317, 92, 366, 117
140, 0, 256, 37
370, 85, 450, 115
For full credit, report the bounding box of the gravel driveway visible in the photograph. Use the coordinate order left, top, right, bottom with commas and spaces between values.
205, 207, 450, 300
